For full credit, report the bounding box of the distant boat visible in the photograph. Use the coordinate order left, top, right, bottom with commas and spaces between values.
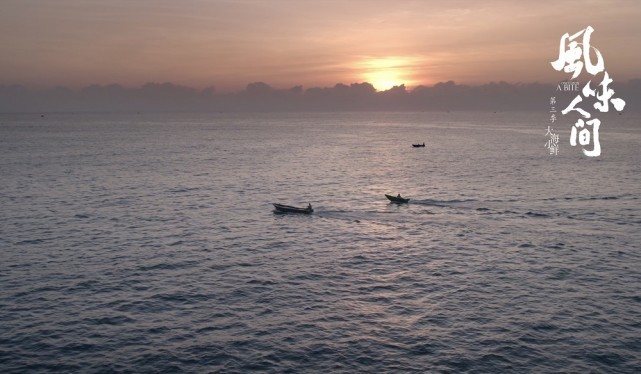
273, 203, 313, 214
385, 194, 410, 203
412, 143, 425, 147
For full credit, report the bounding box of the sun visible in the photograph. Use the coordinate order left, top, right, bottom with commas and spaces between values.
367, 71, 404, 91
360, 57, 415, 91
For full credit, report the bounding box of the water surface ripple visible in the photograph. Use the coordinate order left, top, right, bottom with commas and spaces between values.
1, 112, 640, 372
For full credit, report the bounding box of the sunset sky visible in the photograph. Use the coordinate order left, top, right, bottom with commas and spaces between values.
2, 0, 640, 91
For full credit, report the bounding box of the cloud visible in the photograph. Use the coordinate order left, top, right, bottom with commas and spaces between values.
0, 79, 638, 113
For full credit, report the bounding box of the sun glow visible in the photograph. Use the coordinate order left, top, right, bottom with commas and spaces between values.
360, 57, 417, 91
367, 72, 404, 91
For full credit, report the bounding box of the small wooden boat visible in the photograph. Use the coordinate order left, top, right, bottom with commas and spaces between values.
273, 203, 313, 214
412, 143, 425, 147
385, 194, 410, 203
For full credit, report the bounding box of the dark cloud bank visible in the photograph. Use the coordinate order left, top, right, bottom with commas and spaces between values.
1, 80, 639, 113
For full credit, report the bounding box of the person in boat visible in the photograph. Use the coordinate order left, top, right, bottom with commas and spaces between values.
397, 194, 401, 198
308, 203, 312, 210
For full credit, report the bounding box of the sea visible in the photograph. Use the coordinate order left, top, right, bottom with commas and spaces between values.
1, 111, 640, 373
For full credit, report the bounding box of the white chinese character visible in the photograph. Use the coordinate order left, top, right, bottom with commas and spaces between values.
594, 72, 626, 112
550, 26, 604, 79
562, 95, 591, 118
570, 118, 601, 157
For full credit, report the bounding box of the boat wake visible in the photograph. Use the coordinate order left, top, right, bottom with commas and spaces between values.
410, 198, 478, 208
278, 195, 639, 229
315, 208, 402, 222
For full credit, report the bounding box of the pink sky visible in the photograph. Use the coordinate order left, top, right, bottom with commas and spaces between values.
1, 0, 640, 91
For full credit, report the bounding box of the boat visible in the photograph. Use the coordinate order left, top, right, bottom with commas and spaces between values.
273, 203, 313, 214
412, 143, 425, 147
385, 194, 410, 203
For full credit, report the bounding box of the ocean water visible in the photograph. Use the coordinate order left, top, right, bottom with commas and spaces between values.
1, 111, 640, 373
